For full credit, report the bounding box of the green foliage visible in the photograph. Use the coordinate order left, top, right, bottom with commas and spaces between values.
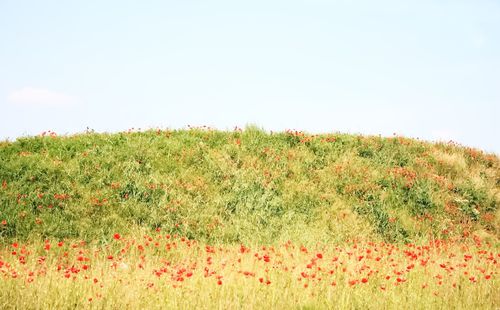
454, 182, 495, 221
0, 129, 498, 244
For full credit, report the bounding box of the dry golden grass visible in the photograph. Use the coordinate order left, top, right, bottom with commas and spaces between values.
1, 233, 498, 309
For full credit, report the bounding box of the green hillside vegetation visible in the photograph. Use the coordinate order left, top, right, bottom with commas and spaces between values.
0, 126, 498, 245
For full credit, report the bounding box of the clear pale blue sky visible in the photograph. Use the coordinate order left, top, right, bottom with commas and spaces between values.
1, 0, 499, 153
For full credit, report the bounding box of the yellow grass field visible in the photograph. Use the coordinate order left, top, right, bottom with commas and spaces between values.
1, 233, 498, 309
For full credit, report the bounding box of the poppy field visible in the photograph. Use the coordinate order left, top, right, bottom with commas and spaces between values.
0, 233, 498, 309
0, 127, 498, 309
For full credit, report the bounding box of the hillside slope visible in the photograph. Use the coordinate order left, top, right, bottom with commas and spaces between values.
0, 127, 498, 244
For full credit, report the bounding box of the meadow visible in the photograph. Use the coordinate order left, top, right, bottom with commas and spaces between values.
0, 127, 498, 309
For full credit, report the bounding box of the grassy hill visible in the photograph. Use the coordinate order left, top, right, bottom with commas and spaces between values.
0, 126, 498, 244
1, 127, 499, 309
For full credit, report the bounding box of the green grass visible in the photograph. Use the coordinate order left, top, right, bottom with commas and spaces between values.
1, 126, 498, 245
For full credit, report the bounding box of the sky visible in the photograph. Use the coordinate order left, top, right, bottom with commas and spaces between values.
1, 0, 499, 153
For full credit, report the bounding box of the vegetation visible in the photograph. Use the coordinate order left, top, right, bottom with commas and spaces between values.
1, 126, 498, 244
0, 127, 498, 309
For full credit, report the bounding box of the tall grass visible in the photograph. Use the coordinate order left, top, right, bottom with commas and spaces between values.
0, 234, 497, 309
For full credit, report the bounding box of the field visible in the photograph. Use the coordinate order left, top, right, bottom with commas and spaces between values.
0, 127, 498, 309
